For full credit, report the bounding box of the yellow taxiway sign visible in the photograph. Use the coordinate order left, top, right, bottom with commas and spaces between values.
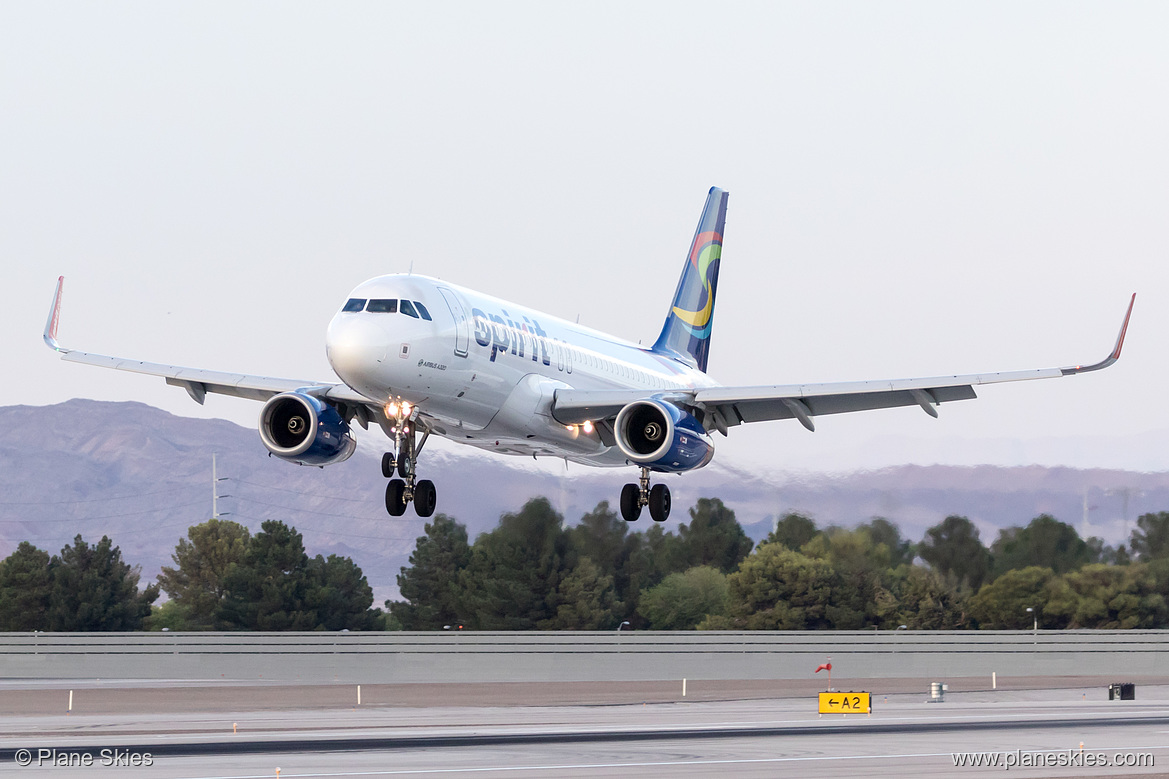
818, 691, 871, 714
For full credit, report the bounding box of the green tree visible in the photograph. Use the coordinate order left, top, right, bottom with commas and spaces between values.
566, 501, 656, 623
567, 501, 628, 575
157, 518, 251, 629
1044, 563, 1167, 629
990, 515, 1090, 579
638, 566, 729, 629
615, 524, 684, 627
765, 512, 818, 550
310, 553, 377, 631
885, 565, 970, 630
701, 543, 837, 630
389, 514, 472, 630
144, 599, 190, 631
546, 556, 621, 630
968, 566, 1054, 629
218, 521, 318, 630
47, 535, 159, 631
459, 498, 570, 630
676, 498, 753, 574
801, 526, 893, 629
0, 542, 52, 631
918, 516, 991, 590
1131, 512, 1169, 561
860, 518, 915, 567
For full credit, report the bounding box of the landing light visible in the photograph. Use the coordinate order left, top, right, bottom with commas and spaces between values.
384, 401, 398, 417
582, 420, 594, 434
401, 402, 412, 416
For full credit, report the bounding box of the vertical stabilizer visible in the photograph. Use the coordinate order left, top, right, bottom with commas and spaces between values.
651, 187, 728, 372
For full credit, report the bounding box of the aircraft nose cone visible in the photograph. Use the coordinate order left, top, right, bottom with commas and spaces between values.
327, 316, 388, 381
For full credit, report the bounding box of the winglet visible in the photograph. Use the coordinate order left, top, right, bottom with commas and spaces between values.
1061, 293, 1135, 375
44, 276, 66, 352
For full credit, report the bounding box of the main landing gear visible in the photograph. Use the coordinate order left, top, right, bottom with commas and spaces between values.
381, 401, 436, 518
620, 467, 671, 523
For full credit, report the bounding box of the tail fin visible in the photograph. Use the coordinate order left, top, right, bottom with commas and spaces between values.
651, 187, 728, 372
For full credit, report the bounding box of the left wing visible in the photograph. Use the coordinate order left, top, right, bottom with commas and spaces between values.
552, 294, 1135, 434
43, 276, 371, 410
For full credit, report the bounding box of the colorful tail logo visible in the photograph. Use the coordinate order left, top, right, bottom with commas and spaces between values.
651, 187, 729, 373
670, 230, 722, 338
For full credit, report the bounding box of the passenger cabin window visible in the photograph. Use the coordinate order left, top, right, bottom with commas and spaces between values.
367, 299, 398, 313
414, 301, 432, 321
342, 298, 366, 312
400, 300, 420, 318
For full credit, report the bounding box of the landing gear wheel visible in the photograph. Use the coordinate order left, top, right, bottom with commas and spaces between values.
648, 483, 671, 522
397, 438, 414, 479
381, 452, 397, 479
620, 483, 642, 522
385, 479, 408, 516
414, 479, 437, 518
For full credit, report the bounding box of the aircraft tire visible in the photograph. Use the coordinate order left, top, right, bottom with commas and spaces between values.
649, 483, 671, 522
381, 452, 396, 479
385, 479, 408, 516
397, 440, 414, 479
415, 479, 437, 518
620, 483, 641, 522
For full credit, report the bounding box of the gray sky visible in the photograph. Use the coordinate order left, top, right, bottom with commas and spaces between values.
3, 2, 1167, 473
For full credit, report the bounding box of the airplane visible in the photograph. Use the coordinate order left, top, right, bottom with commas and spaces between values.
44, 187, 1135, 523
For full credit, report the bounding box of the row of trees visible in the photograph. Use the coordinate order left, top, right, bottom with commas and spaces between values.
0, 519, 379, 632
389, 501, 1169, 631
4, 499, 1169, 631
389, 497, 751, 630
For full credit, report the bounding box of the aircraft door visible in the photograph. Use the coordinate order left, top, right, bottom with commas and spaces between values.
437, 287, 470, 357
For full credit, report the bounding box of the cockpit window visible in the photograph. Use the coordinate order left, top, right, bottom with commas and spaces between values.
400, 299, 420, 318
414, 301, 432, 321
367, 299, 398, 313
342, 298, 366, 312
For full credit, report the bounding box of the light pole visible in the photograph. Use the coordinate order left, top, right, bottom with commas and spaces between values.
1026, 607, 1036, 644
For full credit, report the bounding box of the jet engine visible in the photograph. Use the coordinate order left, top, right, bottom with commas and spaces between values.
613, 399, 714, 473
258, 392, 357, 466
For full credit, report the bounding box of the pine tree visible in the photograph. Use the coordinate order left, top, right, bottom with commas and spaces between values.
389, 514, 472, 630
158, 518, 251, 629
676, 497, 753, 573
0, 542, 52, 631
218, 521, 318, 630
310, 553, 377, 630
47, 535, 158, 631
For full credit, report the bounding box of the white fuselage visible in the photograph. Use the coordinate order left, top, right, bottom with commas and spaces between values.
324, 274, 720, 465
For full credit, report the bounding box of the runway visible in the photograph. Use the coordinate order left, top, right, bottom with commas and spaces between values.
2, 681, 1168, 778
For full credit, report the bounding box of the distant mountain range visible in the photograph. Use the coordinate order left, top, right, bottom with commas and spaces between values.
3, 400, 1168, 603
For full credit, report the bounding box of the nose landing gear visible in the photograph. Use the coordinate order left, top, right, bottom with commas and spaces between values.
381, 400, 435, 518
619, 467, 671, 523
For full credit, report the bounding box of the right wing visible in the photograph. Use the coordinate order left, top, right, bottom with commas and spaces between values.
552, 294, 1135, 433
43, 276, 371, 410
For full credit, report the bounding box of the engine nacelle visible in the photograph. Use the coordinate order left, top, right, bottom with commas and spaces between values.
259, 392, 357, 466
614, 399, 714, 473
